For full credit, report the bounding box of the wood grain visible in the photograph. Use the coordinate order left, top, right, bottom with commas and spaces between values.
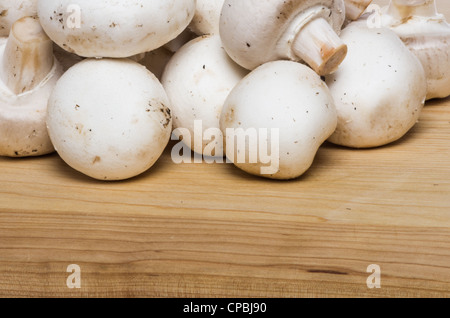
0, 1, 449, 298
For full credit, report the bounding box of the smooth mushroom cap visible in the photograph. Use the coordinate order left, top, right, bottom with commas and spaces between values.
162, 35, 248, 156
325, 20, 427, 148
0, 0, 38, 37
189, 0, 225, 35
381, 0, 450, 99
38, 0, 196, 58
220, 60, 338, 180
219, 0, 347, 75
0, 16, 63, 157
46, 58, 173, 181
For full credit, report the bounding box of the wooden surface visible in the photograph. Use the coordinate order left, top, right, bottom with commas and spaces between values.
1, 1, 450, 298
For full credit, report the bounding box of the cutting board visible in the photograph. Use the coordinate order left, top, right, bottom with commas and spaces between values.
1, 1, 449, 298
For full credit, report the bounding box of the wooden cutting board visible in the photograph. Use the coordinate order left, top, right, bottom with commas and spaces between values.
0, 1, 449, 298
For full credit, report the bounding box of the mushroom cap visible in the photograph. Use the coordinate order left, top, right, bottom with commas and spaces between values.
0, 41, 62, 157
220, 60, 337, 180
162, 35, 248, 155
325, 21, 427, 148
219, 0, 346, 70
38, 0, 196, 58
46, 58, 173, 181
0, 0, 38, 37
189, 0, 225, 35
381, 8, 450, 99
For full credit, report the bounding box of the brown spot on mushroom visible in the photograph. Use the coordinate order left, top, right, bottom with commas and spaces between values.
224, 107, 236, 125
75, 124, 84, 134
137, 149, 150, 160
147, 100, 171, 128
276, 0, 296, 23
161, 104, 171, 128
29, 130, 38, 139
92, 156, 101, 164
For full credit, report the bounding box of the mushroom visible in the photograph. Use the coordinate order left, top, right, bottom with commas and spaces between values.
161, 35, 248, 157
324, 20, 427, 148
0, 16, 63, 157
37, 0, 197, 58
344, 0, 373, 21
0, 0, 38, 37
219, 0, 348, 76
46, 58, 172, 181
380, 0, 450, 99
220, 60, 338, 180
189, 0, 225, 35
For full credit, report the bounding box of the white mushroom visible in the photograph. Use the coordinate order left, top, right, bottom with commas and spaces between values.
220, 60, 338, 180
0, 0, 37, 37
46, 58, 172, 181
219, 0, 348, 76
189, 0, 225, 35
0, 16, 63, 157
162, 35, 248, 157
344, 0, 373, 21
380, 0, 450, 99
325, 20, 427, 148
37, 0, 196, 58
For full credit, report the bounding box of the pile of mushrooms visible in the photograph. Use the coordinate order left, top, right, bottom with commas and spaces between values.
0, 0, 447, 181
40, 0, 198, 181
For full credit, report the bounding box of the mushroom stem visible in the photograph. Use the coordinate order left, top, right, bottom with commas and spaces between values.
292, 17, 347, 76
0, 16, 54, 95
344, 0, 373, 21
387, 0, 439, 20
